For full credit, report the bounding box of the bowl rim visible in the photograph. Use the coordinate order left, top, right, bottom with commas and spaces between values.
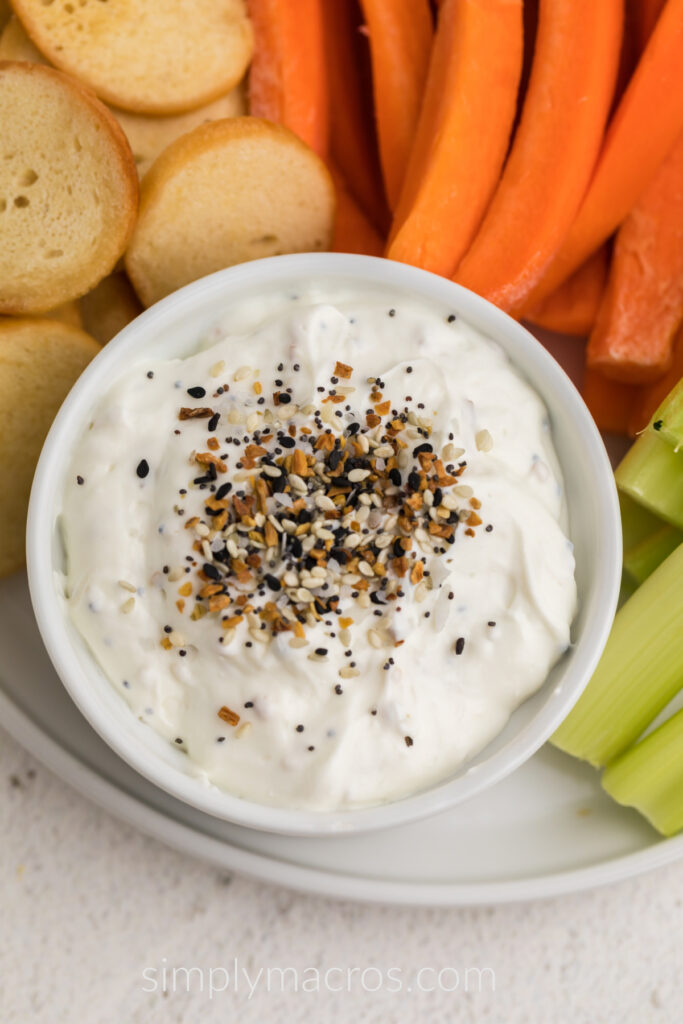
26, 253, 622, 836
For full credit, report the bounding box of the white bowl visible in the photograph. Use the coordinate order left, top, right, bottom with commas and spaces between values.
27, 254, 621, 836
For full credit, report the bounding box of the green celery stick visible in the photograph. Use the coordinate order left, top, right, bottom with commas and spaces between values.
552, 543, 683, 766
619, 492, 665, 552
616, 378, 683, 529
623, 526, 683, 585
602, 708, 683, 836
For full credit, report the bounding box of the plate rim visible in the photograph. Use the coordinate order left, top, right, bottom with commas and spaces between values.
3, 685, 682, 907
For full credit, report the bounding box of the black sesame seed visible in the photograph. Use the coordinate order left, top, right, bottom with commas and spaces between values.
455, 637, 465, 655
164, 625, 172, 633
485, 524, 493, 532
308, 746, 315, 752
187, 386, 206, 399
406, 366, 413, 374
136, 459, 149, 478
447, 314, 456, 323
76, 475, 84, 485
208, 412, 220, 432
404, 735, 413, 747
280, 435, 296, 448
174, 737, 183, 744
146, 371, 154, 379
278, 393, 291, 404
653, 419, 663, 431
178, 650, 187, 657
334, 684, 343, 695
217, 736, 226, 743
296, 724, 304, 732
315, 647, 328, 656
388, 308, 396, 317
488, 621, 496, 627
264, 573, 281, 591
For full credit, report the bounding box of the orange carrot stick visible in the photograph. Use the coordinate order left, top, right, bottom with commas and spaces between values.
359, 0, 433, 211
629, 323, 683, 434
583, 367, 640, 436
632, 0, 668, 51
526, 247, 609, 337
247, 0, 329, 157
586, 130, 683, 382
454, 0, 622, 315
330, 165, 384, 256
521, 0, 683, 310
386, 0, 524, 278
322, 0, 389, 232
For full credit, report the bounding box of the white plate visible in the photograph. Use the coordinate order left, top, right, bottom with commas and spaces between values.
3, 569, 682, 905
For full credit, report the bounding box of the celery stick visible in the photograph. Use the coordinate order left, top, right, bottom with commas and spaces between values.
615, 378, 683, 529
619, 492, 665, 552
602, 708, 683, 836
616, 431, 683, 529
623, 526, 682, 585
552, 543, 683, 766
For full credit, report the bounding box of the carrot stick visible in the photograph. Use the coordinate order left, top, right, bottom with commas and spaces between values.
583, 367, 640, 436
322, 0, 389, 232
247, 0, 329, 157
454, 0, 623, 315
330, 165, 384, 256
521, 0, 683, 310
386, 0, 524, 278
526, 247, 609, 337
359, 0, 433, 211
632, 0, 668, 51
586, 130, 683, 382
629, 324, 683, 434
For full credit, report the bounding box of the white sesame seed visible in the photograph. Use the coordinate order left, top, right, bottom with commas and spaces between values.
235, 721, 252, 738
278, 404, 298, 421
454, 484, 473, 498
344, 534, 362, 549
168, 630, 185, 646
339, 667, 360, 679
118, 580, 137, 592
296, 588, 314, 602
414, 582, 428, 603
358, 560, 374, 577
246, 413, 261, 431
167, 567, 185, 582
357, 435, 370, 453
475, 429, 493, 452
310, 565, 327, 578
281, 519, 297, 534
358, 493, 372, 505
373, 444, 393, 458
120, 597, 135, 614
209, 360, 225, 378
283, 571, 298, 587
226, 538, 239, 558
441, 493, 458, 510
233, 365, 252, 381
308, 651, 327, 662
262, 464, 282, 477
228, 407, 243, 424
267, 514, 283, 532
314, 495, 334, 513
339, 628, 352, 647
195, 522, 210, 537
249, 628, 270, 644
367, 628, 385, 648
222, 629, 236, 646
288, 474, 307, 492
348, 468, 371, 482
288, 637, 308, 649
423, 489, 434, 507
357, 592, 371, 609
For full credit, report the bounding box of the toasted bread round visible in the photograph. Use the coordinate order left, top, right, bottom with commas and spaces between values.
0, 318, 100, 576
126, 117, 335, 307
12, 0, 253, 115
115, 86, 246, 180
0, 14, 44, 63
79, 271, 142, 344
0, 61, 138, 315
0, 18, 246, 180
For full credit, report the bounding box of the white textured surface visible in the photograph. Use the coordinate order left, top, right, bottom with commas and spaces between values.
1, 725, 680, 1024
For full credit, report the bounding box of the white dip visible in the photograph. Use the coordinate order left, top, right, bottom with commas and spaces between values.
61, 284, 577, 811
